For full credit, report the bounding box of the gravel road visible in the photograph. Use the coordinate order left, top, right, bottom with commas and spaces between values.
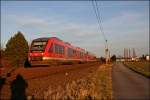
112, 62, 150, 100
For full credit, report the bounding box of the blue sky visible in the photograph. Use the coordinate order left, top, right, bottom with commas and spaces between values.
1, 1, 149, 57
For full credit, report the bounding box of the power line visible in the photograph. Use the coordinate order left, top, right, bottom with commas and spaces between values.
92, 0, 107, 42
95, 0, 107, 41
92, 0, 110, 63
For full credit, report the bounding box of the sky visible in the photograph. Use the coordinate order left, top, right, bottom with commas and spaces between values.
1, 1, 149, 57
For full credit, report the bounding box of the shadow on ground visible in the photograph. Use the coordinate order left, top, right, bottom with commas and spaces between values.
0, 77, 5, 93
11, 74, 28, 100
24, 58, 31, 68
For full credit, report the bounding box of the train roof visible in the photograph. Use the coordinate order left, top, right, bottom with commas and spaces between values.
33, 37, 50, 42
33, 37, 62, 42
50, 37, 63, 41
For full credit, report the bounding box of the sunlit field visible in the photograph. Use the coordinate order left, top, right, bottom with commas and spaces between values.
124, 61, 150, 78
44, 64, 112, 100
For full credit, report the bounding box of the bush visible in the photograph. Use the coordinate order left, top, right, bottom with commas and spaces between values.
110, 55, 116, 62
5, 31, 29, 67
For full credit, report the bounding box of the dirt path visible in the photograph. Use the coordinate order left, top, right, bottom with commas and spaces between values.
112, 62, 150, 100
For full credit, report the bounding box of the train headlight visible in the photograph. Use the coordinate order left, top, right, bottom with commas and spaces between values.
42, 57, 49, 60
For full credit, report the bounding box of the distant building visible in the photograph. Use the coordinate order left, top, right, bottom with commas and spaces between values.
116, 57, 125, 62
131, 57, 139, 61
146, 55, 149, 61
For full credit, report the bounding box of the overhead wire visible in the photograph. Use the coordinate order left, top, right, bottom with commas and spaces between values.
95, 0, 107, 42
92, 0, 107, 42
92, 0, 110, 62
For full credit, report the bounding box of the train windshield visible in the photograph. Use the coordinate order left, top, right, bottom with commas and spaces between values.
31, 41, 47, 52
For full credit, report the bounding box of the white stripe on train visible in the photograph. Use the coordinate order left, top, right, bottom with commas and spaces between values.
42, 57, 96, 61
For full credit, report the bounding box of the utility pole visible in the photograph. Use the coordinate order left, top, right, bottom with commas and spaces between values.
105, 40, 109, 64
124, 48, 125, 60
109, 50, 110, 62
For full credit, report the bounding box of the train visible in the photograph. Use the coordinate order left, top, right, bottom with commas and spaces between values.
28, 37, 96, 66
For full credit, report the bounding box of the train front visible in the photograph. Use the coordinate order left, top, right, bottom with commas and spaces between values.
28, 38, 49, 66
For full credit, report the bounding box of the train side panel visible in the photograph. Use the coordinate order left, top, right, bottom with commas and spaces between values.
28, 37, 97, 66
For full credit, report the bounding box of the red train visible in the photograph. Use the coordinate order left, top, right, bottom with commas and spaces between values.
28, 37, 96, 66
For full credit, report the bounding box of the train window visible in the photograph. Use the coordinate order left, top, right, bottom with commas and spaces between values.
55, 44, 58, 53
73, 50, 76, 55
33, 41, 47, 45
53, 44, 56, 53
68, 48, 73, 57
59, 45, 62, 54
62, 46, 64, 54
52, 44, 64, 55
59, 45, 64, 54
31, 41, 47, 52
80, 52, 83, 58
55, 45, 56, 53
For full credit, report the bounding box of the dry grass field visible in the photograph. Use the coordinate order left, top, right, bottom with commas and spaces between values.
124, 61, 150, 78
1, 62, 113, 99
44, 64, 112, 100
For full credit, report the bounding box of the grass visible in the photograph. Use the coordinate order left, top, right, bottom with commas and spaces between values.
95, 64, 112, 100
43, 64, 112, 100
124, 61, 150, 78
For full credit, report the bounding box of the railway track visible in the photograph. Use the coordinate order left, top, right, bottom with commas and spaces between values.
6, 62, 100, 81
28, 62, 99, 80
